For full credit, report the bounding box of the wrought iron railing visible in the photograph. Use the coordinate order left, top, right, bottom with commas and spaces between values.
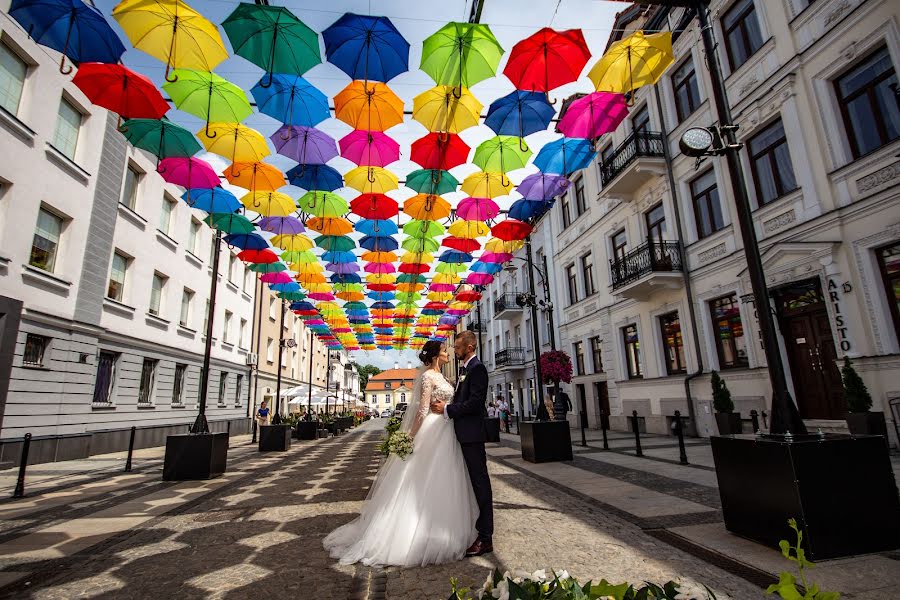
599, 131, 665, 186
610, 240, 683, 290
493, 293, 523, 314
495, 348, 526, 367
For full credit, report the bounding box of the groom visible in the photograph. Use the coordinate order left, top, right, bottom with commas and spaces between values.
430, 330, 493, 557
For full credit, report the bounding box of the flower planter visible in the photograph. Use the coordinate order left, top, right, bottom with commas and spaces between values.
710, 433, 900, 560
296, 421, 318, 441
163, 432, 228, 481
715, 412, 743, 435
520, 420, 573, 463
317, 428, 329, 439
484, 417, 501, 443
846, 411, 888, 437
258, 424, 292, 452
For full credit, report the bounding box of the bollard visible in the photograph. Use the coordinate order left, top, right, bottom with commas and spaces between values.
761, 410, 769, 430
226, 421, 231, 450
124, 426, 136, 472
750, 409, 760, 433
631, 410, 643, 457
12, 433, 31, 499
674, 411, 688, 465
251, 420, 257, 444
600, 410, 609, 450
579, 411, 587, 447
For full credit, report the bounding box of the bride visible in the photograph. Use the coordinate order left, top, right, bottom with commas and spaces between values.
323, 340, 478, 566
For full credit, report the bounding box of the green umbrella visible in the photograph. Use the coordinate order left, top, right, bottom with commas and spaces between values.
395, 292, 423, 303
222, 4, 321, 86
402, 219, 444, 239
163, 70, 253, 136
298, 191, 348, 217
396, 274, 427, 283
278, 291, 307, 301
315, 235, 356, 252
118, 118, 201, 161
248, 262, 288, 273
473, 135, 532, 173
405, 169, 459, 195
205, 213, 255, 234
435, 262, 466, 273
401, 236, 440, 253
420, 22, 503, 91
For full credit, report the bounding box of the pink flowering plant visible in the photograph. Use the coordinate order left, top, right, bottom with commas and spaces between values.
540, 350, 573, 384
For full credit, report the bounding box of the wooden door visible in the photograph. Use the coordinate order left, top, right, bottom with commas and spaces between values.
594, 381, 610, 429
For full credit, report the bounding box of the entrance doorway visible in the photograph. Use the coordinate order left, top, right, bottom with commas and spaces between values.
594, 381, 610, 429
773, 279, 844, 420
576, 384, 587, 429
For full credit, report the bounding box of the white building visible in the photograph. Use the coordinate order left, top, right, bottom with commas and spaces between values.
0, 12, 255, 462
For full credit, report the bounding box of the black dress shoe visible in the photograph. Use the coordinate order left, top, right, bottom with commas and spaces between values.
465, 539, 493, 557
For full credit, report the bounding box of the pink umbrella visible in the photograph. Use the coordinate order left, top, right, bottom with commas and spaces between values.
467, 273, 495, 285
157, 157, 220, 189
260, 271, 293, 284
339, 130, 400, 167
364, 262, 396, 273
456, 197, 500, 220
308, 293, 336, 301
430, 283, 456, 292
558, 92, 629, 139
481, 251, 513, 263
447, 308, 469, 316
304, 319, 326, 325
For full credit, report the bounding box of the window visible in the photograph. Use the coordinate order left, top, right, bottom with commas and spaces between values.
835, 46, 899, 159
561, 194, 572, 228
180, 288, 193, 327
631, 105, 651, 136
239, 318, 248, 348
172, 364, 187, 405
159, 194, 176, 235
659, 312, 687, 375
107, 252, 128, 302
690, 170, 725, 239
709, 294, 748, 369
574, 341, 585, 376
223, 310, 233, 344
722, 0, 763, 71
266, 338, 274, 362
590, 336, 603, 372
385, 394, 391, 404
23, 333, 48, 367
581, 253, 595, 296
0, 42, 27, 115
384, 382, 391, 389
138, 358, 157, 405
876, 242, 900, 341
235, 374, 243, 405
218, 371, 227, 405
269, 297, 277, 320
120, 164, 142, 211
30, 208, 63, 272
645, 203, 667, 244
92, 351, 118, 404
748, 119, 797, 205
52, 97, 81, 160
574, 177, 586, 215
400, 393, 406, 402
228, 253, 236, 282
244, 268, 253, 293
188, 219, 201, 255
672, 58, 700, 122
623, 324, 643, 379
149, 272, 165, 316
566, 264, 578, 305
202, 299, 210, 335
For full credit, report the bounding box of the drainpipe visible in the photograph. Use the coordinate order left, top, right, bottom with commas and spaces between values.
654, 85, 701, 437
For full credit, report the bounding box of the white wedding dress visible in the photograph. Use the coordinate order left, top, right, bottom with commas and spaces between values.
323, 368, 478, 566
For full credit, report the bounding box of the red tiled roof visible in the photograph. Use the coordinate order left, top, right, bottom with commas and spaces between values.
364, 368, 418, 393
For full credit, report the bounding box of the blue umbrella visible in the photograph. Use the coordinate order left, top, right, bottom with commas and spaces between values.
293, 301, 315, 311
533, 137, 597, 176
251, 75, 330, 128
509, 198, 552, 222
321, 250, 356, 263
182, 188, 241, 214
9, 0, 125, 73
322, 13, 410, 82
367, 291, 395, 301
331, 273, 362, 284
359, 235, 399, 252
286, 163, 344, 191
471, 261, 503, 274
270, 282, 302, 292
355, 219, 398, 236
225, 233, 268, 250
439, 250, 473, 264
372, 301, 395, 310
485, 90, 555, 138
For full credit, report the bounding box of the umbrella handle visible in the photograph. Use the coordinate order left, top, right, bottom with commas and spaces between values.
259, 69, 274, 89
205, 122, 217, 138
367, 168, 376, 183
58, 15, 74, 75
59, 55, 73, 75
501, 174, 510, 188
279, 126, 292, 141
117, 116, 126, 132
452, 85, 463, 100
519, 137, 529, 153
545, 91, 557, 105
164, 62, 178, 83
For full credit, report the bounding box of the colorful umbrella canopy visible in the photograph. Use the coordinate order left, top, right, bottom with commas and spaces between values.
344, 166, 398, 194
473, 135, 532, 173
205, 213, 254, 234
315, 235, 356, 252
410, 133, 470, 170
241, 191, 297, 216
286, 163, 343, 191
164, 69, 252, 131
298, 191, 349, 216
588, 31, 674, 95
198, 123, 270, 164
533, 137, 596, 176
322, 12, 410, 83
461, 171, 513, 198
119, 118, 202, 159
517, 172, 571, 200
402, 220, 444, 239
250, 75, 329, 127
420, 22, 504, 89
112, 0, 228, 80
73, 63, 168, 119
339, 130, 400, 167
485, 91, 555, 138
239, 248, 277, 263
355, 219, 398, 236
247, 261, 287, 273
503, 27, 591, 92
158, 157, 219, 189
509, 198, 551, 222
225, 162, 286, 191
557, 92, 629, 139
442, 236, 481, 253
334, 81, 405, 131
271, 126, 338, 163
412, 85, 482, 133
307, 217, 353, 236
225, 233, 268, 250
182, 187, 240, 213
403, 194, 451, 220
405, 169, 459, 196
222, 3, 321, 83
259, 216, 305, 234
491, 219, 533, 241
447, 220, 490, 239
350, 194, 398, 219
456, 197, 499, 220
271, 233, 314, 251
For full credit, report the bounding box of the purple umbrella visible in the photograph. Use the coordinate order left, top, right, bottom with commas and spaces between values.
438, 315, 459, 326
259, 216, 305, 234
327, 262, 360, 273
517, 173, 571, 200
271, 126, 339, 164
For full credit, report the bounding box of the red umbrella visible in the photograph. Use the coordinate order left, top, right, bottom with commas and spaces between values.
368, 283, 396, 292
350, 193, 399, 219
238, 249, 278, 263
503, 28, 591, 92
410, 133, 470, 170
491, 219, 533, 241
72, 63, 169, 120
455, 290, 482, 302
399, 263, 430, 274
442, 236, 480, 252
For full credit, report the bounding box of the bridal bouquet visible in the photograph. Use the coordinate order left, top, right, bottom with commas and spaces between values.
386, 431, 414, 460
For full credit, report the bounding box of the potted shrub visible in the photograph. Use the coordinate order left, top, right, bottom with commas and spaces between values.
843, 357, 887, 439
711, 370, 742, 435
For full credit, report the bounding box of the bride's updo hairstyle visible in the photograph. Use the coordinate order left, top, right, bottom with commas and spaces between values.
418, 340, 443, 366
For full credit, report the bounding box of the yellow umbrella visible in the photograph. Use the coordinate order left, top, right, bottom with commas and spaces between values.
112, 0, 228, 80
412, 85, 483, 133
588, 31, 673, 96
199, 123, 270, 165
432, 273, 460, 284
303, 283, 333, 293
271, 233, 314, 251
366, 273, 396, 284
484, 238, 524, 253
240, 191, 296, 216
448, 220, 490, 239
400, 251, 434, 264
461, 171, 513, 198
306, 217, 353, 236
344, 166, 398, 194
291, 262, 324, 274
428, 291, 453, 302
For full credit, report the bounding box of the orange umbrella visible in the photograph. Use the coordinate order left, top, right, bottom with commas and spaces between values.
403, 194, 451, 220
334, 81, 404, 131
306, 217, 353, 235
224, 162, 286, 191
361, 251, 398, 262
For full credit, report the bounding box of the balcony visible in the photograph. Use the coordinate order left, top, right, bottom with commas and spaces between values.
599, 131, 667, 199
610, 240, 684, 299
495, 348, 526, 368
467, 320, 485, 332
493, 293, 523, 320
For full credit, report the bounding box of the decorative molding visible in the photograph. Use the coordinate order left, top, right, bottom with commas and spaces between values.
763, 210, 796, 234
21, 264, 72, 297
840, 40, 858, 62
698, 243, 727, 264
738, 74, 760, 98
823, 0, 851, 28
856, 161, 900, 194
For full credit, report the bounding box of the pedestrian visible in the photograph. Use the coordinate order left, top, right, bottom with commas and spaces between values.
552, 388, 572, 422
499, 396, 510, 433
487, 402, 498, 418
256, 400, 271, 427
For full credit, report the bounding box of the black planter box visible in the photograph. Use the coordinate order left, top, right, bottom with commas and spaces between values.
846, 411, 888, 439
484, 417, 501, 443
520, 420, 573, 463
318, 428, 329, 439
296, 421, 317, 441
715, 412, 743, 435
259, 424, 292, 452
711, 434, 900, 560
163, 432, 228, 481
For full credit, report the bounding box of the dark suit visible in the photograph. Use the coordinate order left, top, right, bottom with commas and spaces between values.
447, 356, 493, 542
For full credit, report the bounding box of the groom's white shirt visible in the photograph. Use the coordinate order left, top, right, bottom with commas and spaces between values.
443, 354, 476, 419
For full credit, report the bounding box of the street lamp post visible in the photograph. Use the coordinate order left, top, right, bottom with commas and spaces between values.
524, 237, 551, 421
190, 229, 223, 434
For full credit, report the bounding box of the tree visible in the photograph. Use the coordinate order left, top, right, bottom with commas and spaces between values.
842, 357, 872, 413
354, 363, 382, 391
711, 370, 734, 414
